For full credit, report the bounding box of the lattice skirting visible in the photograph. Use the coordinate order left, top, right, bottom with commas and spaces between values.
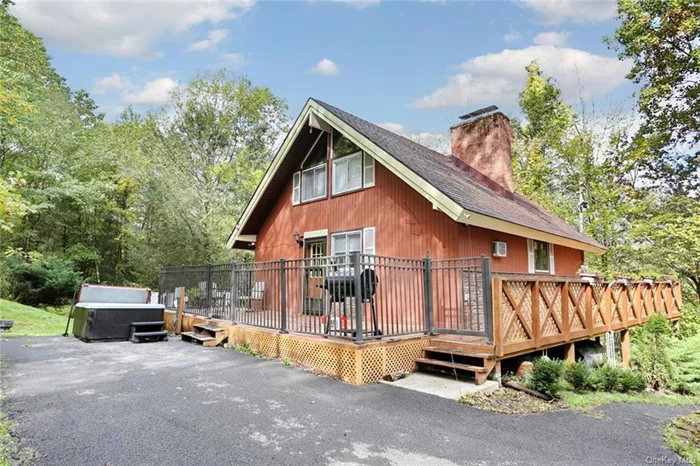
164, 311, 430, 384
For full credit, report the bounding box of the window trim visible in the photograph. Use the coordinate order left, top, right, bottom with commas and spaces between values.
528, 238, 555, 274
331, 229, 363, 256
292, 172, 301, 205
332, 150, 364, 196
363, 153, 375, 188
299, 162, 327, 203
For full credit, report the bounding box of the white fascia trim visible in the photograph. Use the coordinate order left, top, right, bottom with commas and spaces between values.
458, 211, 605, 254
227, 101, 316, 248
310, 104, 464, 222
304, 229, 328, 240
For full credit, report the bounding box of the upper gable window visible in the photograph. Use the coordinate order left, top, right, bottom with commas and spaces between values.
331, 130, 375, 195
292, 132, 328, 205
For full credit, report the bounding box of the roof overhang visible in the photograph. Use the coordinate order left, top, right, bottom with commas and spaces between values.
228, 99, 605, 255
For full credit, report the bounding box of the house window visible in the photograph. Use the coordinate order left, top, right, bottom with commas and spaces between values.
332, 151, 363, 194
300, 164, 327, 202
331, 227, 375, 266
332, 130, 375, 195
528, 239, 555, 274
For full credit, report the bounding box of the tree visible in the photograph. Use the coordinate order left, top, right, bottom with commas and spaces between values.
154, 72, 287, 262
608, 0, 700, 194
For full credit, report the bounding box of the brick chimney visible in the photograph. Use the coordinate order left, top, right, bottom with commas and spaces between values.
450, 108, 515, 193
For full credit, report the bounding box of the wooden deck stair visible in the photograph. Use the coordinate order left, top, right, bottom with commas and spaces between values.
182, 323, 228, 347
415, 335, 498, 385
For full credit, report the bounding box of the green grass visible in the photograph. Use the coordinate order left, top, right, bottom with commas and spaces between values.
560, 390, 700, 410
0, 299, 67, 336
665, 412, 700, 466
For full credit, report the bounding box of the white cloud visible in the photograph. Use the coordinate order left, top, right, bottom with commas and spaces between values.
410, 132, 450, 155
309, 58, 340, 76
410, 45, 632, 109
93, 73, 132, 95
378, 122, 406, 134
504, 31, 522, 43
121, 78, 179, 105
186, 28, 229, 52
331, 0, 380, 9
518, 0, 617, 24
533, 30, 570, 46
11, 0, 255, 60
377, 123, 449, 155
217, 52, 248, 68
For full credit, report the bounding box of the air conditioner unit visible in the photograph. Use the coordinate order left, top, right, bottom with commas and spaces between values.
492, 241, 507, 257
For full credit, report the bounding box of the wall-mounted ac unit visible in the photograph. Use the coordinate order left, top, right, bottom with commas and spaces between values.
492, 241, 507, 257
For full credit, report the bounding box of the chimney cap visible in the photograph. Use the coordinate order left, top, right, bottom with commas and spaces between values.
458, 105, 499, 121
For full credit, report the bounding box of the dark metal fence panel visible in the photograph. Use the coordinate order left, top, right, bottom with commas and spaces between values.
359, 254, 426, 339
232, 260, 282, 330
157, 253, 493, 341
430, 256, 491, 337
284, 253, 357, 340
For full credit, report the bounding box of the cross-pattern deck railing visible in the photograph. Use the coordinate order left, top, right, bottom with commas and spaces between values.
493, 274, 683, 357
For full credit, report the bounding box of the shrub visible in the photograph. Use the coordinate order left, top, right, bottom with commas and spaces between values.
4, 253, 82, 307
591, 365, 647, 392
564, 361, 595, 392
593, 364, 624, 392
633, 313, 675, 390
618, 370, 647, 392
527, 357, 564, 398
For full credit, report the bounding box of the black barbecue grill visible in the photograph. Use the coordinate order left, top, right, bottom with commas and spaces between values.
322, 268, 380, 336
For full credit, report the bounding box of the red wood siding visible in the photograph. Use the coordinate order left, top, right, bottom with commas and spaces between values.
254, 162, 584, 275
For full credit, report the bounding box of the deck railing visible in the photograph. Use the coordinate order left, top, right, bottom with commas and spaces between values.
159, 253, 492, 342
160, 257, 682, 350
493, 274, 683, 357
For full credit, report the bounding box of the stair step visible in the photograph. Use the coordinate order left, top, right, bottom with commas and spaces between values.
423, 346, 496, 359
182, 332, 215, 342
193, 323, 225, 333
131, 321, 165, 327
415, 358, 488, 373
132, 330, 168, 338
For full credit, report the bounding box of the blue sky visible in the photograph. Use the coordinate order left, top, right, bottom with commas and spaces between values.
12, 0, 635, 141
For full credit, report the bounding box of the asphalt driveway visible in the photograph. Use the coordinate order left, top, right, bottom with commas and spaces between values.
0, 336, 691, 465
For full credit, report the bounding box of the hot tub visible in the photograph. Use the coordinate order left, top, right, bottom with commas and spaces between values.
72, 303, 165, 342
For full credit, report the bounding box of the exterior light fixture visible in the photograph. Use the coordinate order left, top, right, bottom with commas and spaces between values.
293, 231, 303, 245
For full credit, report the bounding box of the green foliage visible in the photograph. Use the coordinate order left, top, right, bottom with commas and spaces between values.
592, 364, 625, 392
618, 369, 648, 392
3, 252, 81, 307
564, 361, 596, 392
679, 303, 700, 339
633, 313, 675, 390
591, 366, 647, 393
608, 0, 700, 194
527, 357, 564, 398
669, 334, 700, 395
0, 1, 288, 290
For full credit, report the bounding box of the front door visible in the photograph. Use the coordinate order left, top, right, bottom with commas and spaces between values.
303, 238, 327, 315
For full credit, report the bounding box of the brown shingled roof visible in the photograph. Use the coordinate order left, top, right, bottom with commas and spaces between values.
313, 99, 603, 250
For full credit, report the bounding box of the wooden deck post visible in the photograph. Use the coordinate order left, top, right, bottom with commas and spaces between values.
532, 281, 540, 349
176, 286, 186, 335
620, 329, 631, 368
564, 342, 575, 362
